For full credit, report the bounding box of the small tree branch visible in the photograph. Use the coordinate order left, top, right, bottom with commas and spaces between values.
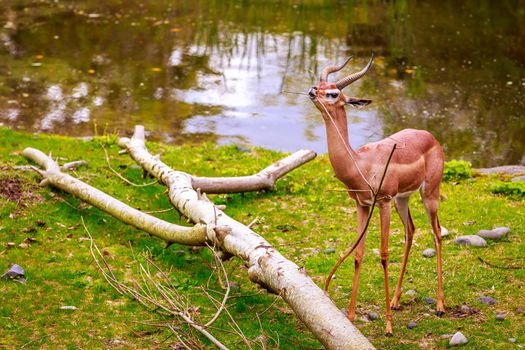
119, 125, 375, 350
83, 218, 229, 350
21, 147, 207, 246
190, 149, 317, 194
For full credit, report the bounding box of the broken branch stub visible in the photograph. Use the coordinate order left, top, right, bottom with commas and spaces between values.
119, 125, 375, 350
21, 147, 207, 246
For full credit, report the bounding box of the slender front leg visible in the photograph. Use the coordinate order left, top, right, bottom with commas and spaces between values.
347, 204, 370, 321
379, 201, 393, 335
424, 198, 445, 315
391, 196, 415, 310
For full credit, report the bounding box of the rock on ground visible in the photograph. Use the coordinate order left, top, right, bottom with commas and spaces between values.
424, 297, 436, 304
440, 226, 449, 237
422, 248, 436, 258
367, 311, 380, 321
405, 289, 416, 298
450, 332, 468, 346
476, 227, 510, 240
475, 165, 525, 175
477, 296, 496, 305
455, 235, 487, 247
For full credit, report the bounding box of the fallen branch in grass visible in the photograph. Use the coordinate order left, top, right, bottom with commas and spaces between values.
82, 217, 231, 350
21, 125, 375, 350
478, 257, 524, 270
118, 125, 374, 350
21, 147, 207, 246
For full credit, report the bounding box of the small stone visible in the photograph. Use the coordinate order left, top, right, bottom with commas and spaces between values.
492, 227, 511, 236
235, 145, 251, 153
450, 332, 468, 346
367, 311, 380, 321
7, 242, 15, 248
60, 305, 78, 310
476, 227, 510, 240
372, 248, 380, 256
424, 297, 436, 304
227, 282, 240, 291
454, 235, 487, 247
405, 289, 417, 298
440, 226, 449, 237
1, 264, 25, 279
495, 313, 505, 321
460, 305, 471, 313
324, 248, 335, 254
18, 242, 29, 249
508, 338, 516, 343
477, 296, 496, 305
407, 321, 417, 329
422, 248, 436, 258
511, 175, 525, 182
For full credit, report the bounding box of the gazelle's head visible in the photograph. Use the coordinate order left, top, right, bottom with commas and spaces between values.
308, 55, 374, 119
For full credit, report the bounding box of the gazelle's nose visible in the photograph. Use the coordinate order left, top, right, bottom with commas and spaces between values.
308, 87, 317, 99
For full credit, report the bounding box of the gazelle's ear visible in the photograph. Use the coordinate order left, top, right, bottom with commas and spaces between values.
345, 97, 372, 108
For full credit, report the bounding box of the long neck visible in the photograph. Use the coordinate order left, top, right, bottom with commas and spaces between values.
323, 107, 361, 183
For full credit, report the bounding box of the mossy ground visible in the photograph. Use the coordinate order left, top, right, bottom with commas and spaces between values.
0, 127, 523, 349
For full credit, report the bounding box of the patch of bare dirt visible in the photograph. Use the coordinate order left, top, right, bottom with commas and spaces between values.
0, 179, 23, 201
0, 177, 44, 207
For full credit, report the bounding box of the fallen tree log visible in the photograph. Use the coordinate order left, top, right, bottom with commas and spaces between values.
21, 126, 375, 349
119, 126, 375, 350
21, 147, 207, 245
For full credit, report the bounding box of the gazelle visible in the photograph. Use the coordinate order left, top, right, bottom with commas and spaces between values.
308, 55, 445, 335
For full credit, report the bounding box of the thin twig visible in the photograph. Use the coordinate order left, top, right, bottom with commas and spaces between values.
247, 217, 259, 229
280, 90, 310, 96
101, 143, 157, 187
82, 218, 231, 350
141, 207, 174, 214
324, 144, 397, 292
204, 243, 231, 328
478, 257, 524, 270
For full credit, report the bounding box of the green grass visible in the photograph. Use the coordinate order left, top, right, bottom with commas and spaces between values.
0, 127, 523, 349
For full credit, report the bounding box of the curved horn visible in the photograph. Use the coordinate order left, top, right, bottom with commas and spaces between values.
335, 53, 374, 90
319, 56, 352, 82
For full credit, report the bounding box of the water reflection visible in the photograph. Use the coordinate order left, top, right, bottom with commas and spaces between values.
0, 0, 523, 166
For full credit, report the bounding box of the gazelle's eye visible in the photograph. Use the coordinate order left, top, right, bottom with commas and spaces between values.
326, 92, 339, 98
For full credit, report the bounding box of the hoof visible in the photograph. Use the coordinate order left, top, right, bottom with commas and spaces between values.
436, 310, 445, 317
391, 305, 401, 311
385, 332, 393, 337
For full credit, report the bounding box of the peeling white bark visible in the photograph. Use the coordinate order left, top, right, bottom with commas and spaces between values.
22, 147, 207, 246
119, 126, 375, 350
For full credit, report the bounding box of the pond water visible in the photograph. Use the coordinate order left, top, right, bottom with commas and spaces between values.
1, 0, 524, 167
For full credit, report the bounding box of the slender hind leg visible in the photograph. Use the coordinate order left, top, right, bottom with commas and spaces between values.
390, 196, 415, 310
379, 201, 393, 335
347, 205, 370, 321
421, 186, 445, 315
